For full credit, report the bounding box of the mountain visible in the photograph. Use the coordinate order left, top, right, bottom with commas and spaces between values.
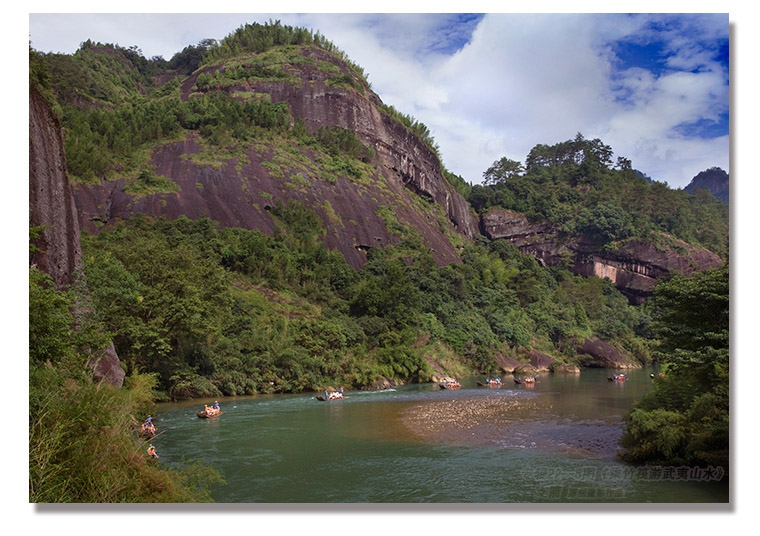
57, 38, 478, 271
43, 30, 724, 304
29, 23, 729, 399
684, 167, 729, 203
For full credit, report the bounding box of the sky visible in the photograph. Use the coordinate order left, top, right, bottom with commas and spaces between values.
26, 9, 732, 189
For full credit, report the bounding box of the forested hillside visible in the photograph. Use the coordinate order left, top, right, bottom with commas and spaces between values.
468, 135, 728, 258
31, 20, 728, 399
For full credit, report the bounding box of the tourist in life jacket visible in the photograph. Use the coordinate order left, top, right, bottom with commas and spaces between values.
141, 415, 155, 434
148, 444, 158, 459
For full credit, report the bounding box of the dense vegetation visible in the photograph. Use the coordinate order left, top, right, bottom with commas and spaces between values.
620, 265, 729, 470
80, 207, 653, 397
29, 263, 223, 502
468, 133, 728, 257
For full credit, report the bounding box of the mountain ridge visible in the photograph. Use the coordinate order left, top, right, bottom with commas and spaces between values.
72, 43, 478, 269
40, 27, 726, 301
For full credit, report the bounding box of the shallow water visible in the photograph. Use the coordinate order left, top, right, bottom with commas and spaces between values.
152, 368, 728, 503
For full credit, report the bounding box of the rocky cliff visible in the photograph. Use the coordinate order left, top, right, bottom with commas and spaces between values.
65, 42, 722, 300
29, 85, 124, 386
29, 88, 83, 290
74, 46, 478, 269
481, 207, 724, 303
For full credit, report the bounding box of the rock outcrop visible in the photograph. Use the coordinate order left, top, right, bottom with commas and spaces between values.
74, 46, 479, 270
29, 85, 124, 387
575, 337, 639, 369
481, 207, 724, 303
573, 238, 724, 304
495, 350, 555, 374
553, 364, 581, 374
494, 355, 528, 374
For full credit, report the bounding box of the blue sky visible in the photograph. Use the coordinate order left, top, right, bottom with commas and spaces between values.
28, 11, 730, 188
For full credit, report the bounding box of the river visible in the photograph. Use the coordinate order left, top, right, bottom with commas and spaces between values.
151, 367, 728, 503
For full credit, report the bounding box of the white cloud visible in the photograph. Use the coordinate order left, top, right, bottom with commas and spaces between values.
420, 14, 621, 181
388, 13, 729, 187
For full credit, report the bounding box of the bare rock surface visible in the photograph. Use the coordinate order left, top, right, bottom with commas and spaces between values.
74, 46, 478, 270
29, 86, 125, 387
482, 207, 723, 302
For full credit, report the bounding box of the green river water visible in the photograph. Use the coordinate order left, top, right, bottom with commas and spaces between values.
151, 367, 728, 503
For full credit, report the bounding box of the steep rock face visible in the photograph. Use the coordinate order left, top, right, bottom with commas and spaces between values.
29, 88, 83, 290
481, 207, 724, 303
74, 46, 478, 269
573, 238, 724, 303
190, 47, 479, 240
480, 208, 561, 264
29, 86, 124, 387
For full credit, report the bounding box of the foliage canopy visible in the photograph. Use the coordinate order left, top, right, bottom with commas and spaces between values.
620, 265, 729, 469
469, 134, 728, 256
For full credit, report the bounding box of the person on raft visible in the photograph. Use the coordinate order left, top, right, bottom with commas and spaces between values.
141, 416, 156, 433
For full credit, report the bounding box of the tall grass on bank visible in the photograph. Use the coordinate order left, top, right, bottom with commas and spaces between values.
29, 267, 223, 502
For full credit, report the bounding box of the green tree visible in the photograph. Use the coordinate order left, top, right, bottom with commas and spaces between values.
483, 157, 524, 185
29, 265, 222, 502
576, 202, 635, 243
620, 265, 729, 470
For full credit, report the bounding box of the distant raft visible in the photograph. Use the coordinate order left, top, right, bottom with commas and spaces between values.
477, 378, 502, 388
317, 391, 346, 401
197, 405, 223, 418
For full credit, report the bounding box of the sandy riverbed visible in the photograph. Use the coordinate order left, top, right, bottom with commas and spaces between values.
398, 391, 622, 457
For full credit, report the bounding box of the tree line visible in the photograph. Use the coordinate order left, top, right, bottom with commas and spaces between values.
78, 205, 653, 399
468, 133, 728, 257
